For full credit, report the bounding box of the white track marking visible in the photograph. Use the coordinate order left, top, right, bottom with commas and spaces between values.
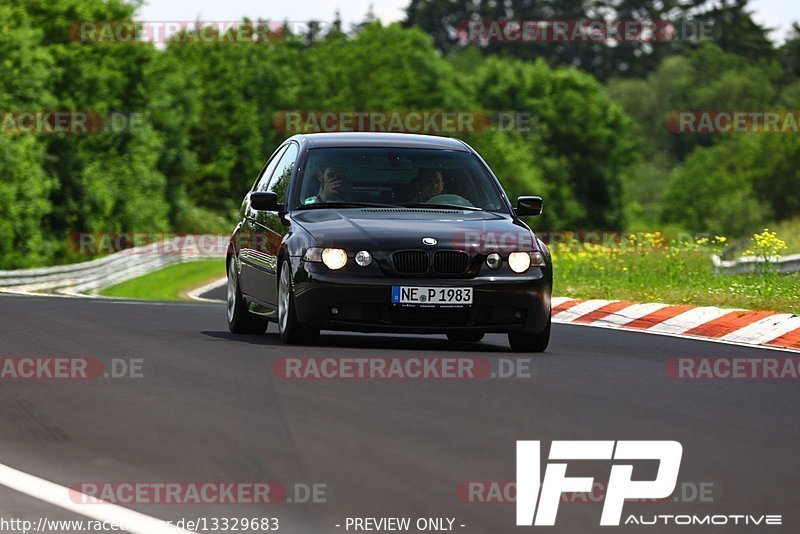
720, 314, 800, 345
646, 306, 738, 334
186, 276, 227, 303
584, 302, 670, 327
0, 463, 195, 533
554, 299, 614, 322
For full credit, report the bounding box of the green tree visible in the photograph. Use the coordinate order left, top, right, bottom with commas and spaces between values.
7, 0, 172, 262
0, 4, 56, 268
471, 57, 638, 228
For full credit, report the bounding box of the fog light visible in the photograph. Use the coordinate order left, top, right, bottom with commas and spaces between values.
331, 306, 339, 315
513, 310, 523, 320
486, 253, 501, 269
508, 251, 531, 273
355, 250, 372, 267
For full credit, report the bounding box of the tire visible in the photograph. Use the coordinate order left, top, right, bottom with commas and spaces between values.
508, 316, 551, 353
277, 260, 320, 344
227, 259, 269, 334
446, 332, 485, 343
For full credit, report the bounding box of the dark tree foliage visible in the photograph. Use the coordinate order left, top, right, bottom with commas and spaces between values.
404, 0, 777, 80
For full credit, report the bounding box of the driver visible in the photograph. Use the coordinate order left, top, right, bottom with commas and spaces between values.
414, 168, 444, 202
303, 166, 350, 204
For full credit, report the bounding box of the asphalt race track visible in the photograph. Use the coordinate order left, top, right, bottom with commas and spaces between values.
0, 294, 798, 533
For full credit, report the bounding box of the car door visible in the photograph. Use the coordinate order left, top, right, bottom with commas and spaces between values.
241, 142, 299, 306
238, 144, 286, 300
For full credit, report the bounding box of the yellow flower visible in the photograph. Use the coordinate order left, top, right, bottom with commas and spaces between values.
751, 228, 787, 258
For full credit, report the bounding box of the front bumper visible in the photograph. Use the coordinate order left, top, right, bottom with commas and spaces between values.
291, 260, 551, 334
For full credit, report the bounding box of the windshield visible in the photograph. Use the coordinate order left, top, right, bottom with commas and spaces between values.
292, 147, 508, 212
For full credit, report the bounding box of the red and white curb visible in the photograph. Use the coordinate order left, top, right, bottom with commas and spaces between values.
551, 297, 800, 353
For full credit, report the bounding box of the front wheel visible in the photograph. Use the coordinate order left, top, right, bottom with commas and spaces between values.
227, 259, 268, 334
508, 316, 550, 353
278, 260, 319, 344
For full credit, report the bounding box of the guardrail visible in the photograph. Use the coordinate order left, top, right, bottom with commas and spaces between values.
712, 253, 800, 275
0, 235, 225, 297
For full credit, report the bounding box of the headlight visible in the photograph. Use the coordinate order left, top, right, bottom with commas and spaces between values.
355, 250, 372, 267
530, 251, 546, 266
304, 247, 352, 270
486, 253, 502, 269
321, 248, 348, 270
508, 251, 532, 273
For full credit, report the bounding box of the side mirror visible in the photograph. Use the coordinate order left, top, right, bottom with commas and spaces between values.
250, 191, 280, 211
516, 196, 543, 216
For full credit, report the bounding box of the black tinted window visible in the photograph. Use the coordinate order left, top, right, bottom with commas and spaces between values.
267, 143, 298, 203
254, 145, 287, 192
293, 147, 506, 211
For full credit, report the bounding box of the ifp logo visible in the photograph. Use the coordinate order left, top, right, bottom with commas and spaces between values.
516, 440, 682, 526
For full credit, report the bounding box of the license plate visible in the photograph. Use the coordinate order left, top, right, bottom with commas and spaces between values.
392, 286, 473, 305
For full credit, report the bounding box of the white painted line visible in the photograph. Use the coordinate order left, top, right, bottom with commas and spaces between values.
589, 302, 670, 327
647, 306, 737, 334
0, 463, 195, 533
186, 276, 227, 303
720, 314, 800, 345
554, 299, 614, 322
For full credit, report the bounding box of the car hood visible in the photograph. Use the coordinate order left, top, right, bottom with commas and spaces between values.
290, 208, 538, 252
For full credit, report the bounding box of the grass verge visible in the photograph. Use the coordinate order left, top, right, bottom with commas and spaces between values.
553, 243, 800, 315
100, 260, 225, 301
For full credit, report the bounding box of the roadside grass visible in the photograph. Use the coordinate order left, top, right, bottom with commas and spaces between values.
100, 260, 225, 301
552, 233, 800, 315
96, 230, 800, 311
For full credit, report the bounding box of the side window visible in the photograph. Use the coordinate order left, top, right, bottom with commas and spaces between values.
266, 143, 298, 203
253, 145, 287, 192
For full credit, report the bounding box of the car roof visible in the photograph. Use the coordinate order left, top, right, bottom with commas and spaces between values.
291, 132, 470, 151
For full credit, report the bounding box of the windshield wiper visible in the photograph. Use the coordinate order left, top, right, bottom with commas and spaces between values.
401, 202, 483, 211
296, 201, 398, 210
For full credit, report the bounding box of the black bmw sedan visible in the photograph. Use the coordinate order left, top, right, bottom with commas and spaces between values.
226, 132, 552, 352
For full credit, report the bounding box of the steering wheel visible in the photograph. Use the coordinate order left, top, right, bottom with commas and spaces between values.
425, 193, 474, 207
